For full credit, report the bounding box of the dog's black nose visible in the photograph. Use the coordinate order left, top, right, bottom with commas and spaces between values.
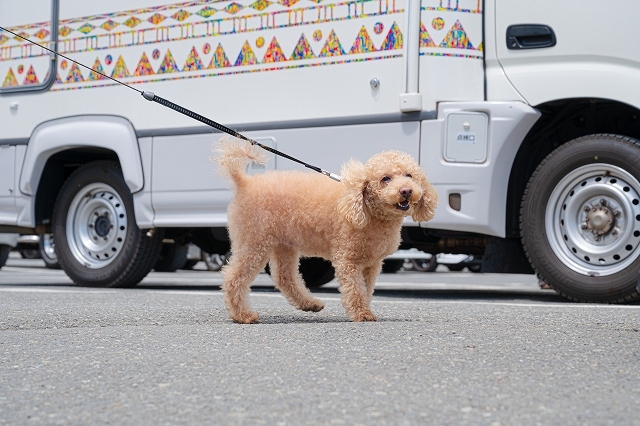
400, 187, 412, 200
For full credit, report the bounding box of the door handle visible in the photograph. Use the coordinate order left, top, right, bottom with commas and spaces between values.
507, 24, 556, 50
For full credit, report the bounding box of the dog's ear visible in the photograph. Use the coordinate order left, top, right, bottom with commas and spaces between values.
337, 159, 369, 229
412, 173, 438, 222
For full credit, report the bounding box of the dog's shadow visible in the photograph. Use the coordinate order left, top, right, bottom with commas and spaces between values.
248, 315, 414, 324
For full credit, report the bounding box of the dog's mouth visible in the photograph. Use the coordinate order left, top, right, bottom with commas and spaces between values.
396, 200, 411, 211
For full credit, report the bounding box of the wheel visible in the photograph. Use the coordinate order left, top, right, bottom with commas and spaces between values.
20, 248, 40, 259
299, 257, 335, 288
0, 244, 10, 269
468, 264, 481, 273
446, 264, 465, 272
154, 243, 189, 272
202, 251, 226, 271
412, 256, 438, 272
52, 161, 164, 287
521, 134, 640, 303
39, 234, 60, 269
382, 258, 404, 273
181, 259, 199, 270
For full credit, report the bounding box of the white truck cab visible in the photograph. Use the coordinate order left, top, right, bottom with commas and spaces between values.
2, 0, 640, 302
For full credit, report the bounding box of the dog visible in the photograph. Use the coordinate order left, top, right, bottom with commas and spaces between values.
215, 137, 438, 323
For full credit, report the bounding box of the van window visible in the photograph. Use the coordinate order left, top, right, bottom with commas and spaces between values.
0, 0, 58, 94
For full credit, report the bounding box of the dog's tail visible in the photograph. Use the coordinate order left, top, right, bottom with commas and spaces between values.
213, 136, 269, 190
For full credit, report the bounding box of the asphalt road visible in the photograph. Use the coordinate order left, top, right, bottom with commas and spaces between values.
1, 255, 639, 425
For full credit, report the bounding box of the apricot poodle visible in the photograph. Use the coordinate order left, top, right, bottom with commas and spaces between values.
215, 137, 438, 323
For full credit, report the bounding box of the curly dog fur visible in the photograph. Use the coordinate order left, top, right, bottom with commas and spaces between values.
215, 137, 438, 323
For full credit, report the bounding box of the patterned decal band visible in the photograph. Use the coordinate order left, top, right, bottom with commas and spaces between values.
1, 0, 483, 90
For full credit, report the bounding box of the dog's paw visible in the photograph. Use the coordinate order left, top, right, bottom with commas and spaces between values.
350, 311, 378, 322
231, 311, 260, 324
300, 299, 325, 312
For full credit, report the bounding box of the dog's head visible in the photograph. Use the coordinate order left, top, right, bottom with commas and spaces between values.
337, 151, 438, 229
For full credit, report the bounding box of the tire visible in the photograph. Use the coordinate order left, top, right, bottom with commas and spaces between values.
154, 243, 189, 272
521, 134, 640, 303
468, 264, 481, 273
39, 234, 61, 269
299, 257, 335, 288
265, 257, 335, 288
182, 259, 199, 270
382, 258, 404, 273
52, 161, 164, 287
446, 264, 465, 272
412, 257, 438, 272
0, 244, 10, 269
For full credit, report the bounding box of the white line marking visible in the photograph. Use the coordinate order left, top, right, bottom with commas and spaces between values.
1, 286, 638, 310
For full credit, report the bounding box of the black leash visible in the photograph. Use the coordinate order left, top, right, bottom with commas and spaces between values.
0, 26, 342, 182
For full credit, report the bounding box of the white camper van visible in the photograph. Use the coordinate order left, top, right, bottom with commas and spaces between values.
2, 0, 640, 303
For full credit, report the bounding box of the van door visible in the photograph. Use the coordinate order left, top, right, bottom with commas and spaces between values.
494, 0, 640, 107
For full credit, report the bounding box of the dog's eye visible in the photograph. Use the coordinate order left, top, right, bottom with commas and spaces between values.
381, 176, 391, 183
406, 174, 412, 179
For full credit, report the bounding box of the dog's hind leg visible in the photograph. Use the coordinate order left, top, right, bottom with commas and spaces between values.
269, 245, 325, 313
221, 246, 271, 324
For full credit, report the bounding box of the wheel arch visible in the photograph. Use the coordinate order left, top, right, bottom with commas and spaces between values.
34, 147, 119, 228
17, 115, 146, 228
506, 98, 640, 238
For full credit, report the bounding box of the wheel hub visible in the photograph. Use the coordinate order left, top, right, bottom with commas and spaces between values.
582, 199, 617, 239
546, 164, 640, 276
93, 214, 111, 237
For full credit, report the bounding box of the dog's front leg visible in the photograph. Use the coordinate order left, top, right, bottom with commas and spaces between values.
334, 263, 377, 322
363, 261, 383, 303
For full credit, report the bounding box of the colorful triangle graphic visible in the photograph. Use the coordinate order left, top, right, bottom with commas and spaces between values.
381, 22, 403, 50
208, 44, 231, 68
134, 52, 155, 76
2, 67, 18, 87
319, 30, 345, 57
183, 47, 204, 71
111, 55, 130, 78
440, 20, 474, 49
89, 58, 107, 80
23, 65, 40, 85
157, 50, 179, 73
55, 73, 63, 84
234, 41, 258, 66
66, 63, 85, 83
350, 26, 375, 54
262, 37, 287, 63
290, 34, 315, 60
419, 23, 436, 48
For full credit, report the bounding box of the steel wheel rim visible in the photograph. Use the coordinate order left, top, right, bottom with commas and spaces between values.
66, 183, 128, 269
545, 163, 640, 276
42, 234, 57, 261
